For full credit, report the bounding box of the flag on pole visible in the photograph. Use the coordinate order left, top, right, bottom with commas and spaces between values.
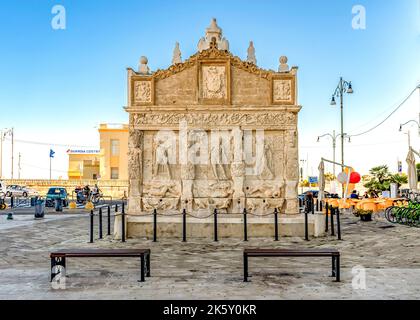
50, 149, 55, 158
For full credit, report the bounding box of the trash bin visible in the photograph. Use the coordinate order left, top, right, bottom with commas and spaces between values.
55, 198, 63, 212
35, 199, 45, 218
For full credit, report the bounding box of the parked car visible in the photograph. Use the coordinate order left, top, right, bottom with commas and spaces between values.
298, 190, 339, 202
5, 185, 39, 198
0, 181, 6, 198
45, 187, 69, 207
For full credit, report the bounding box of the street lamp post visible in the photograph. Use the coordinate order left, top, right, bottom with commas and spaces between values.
330, 77, 353, 171
299, 159, 306, 194
317, 130, 350, 177
1, 128, 14, 179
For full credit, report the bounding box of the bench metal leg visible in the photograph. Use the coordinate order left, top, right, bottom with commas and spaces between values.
335, 255, 340, 282
243, 253, 249, 282
146, 253, 151, 277
139, 254, 145, 282
331, 256, 336, 277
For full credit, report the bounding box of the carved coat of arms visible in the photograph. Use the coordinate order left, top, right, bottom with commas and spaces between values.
202, 66, 226, 99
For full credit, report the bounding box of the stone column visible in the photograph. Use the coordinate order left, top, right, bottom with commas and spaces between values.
128, 127, 143, 214
231, 128, 245, 213
181, 163, 194, 213
284, 128, 299, 214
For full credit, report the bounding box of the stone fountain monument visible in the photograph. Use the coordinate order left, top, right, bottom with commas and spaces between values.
118, 18, 324, 239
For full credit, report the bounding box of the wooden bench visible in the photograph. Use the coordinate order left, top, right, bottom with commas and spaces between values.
243, 248, 340, 282
50, 249, 151, 282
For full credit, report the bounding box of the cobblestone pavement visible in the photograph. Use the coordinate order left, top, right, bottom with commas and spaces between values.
0, 211, 419, 299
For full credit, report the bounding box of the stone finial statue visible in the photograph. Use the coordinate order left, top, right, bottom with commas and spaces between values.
247, 41, 257, 64
278, 56, 289, 72
138, 56, 150, 74
197, 18, 229, 52
172, 42, 182, 65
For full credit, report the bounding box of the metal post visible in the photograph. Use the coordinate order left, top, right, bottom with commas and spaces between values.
320, 200, 323, 212
304, 208, 309, 241
316, 198, 319, 211
214, 209, 218, 242
243, 208, 248, 241
312, 198, 315, 214
122, 201, 125, 214
98, 208, 103, 239
330, 205, 335, 236
11, 128, 14, 179
153, 209, 157, 242
325, 202, 329, 232
182, 208, 187, 242
89, 210, 94, 243
274, 208, 279, 241
10, 196, 13, 208
336, 207, 342, 240
121, 206, 126, 243
107, 206, 111, 236
115, 203, 118, 212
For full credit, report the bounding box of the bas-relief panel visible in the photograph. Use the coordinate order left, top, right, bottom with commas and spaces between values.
134, 81, 152, 103
201, 66, 227, 100
133, 129, 292, 214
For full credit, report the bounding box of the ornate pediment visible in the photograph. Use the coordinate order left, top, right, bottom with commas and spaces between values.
150, 44, 275, 81
127, 19, 298, 107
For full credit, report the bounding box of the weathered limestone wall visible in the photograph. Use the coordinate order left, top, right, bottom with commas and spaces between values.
155, 67, 197, 105
231, 67, 271, 105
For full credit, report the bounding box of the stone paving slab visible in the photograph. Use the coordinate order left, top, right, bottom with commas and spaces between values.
0, 213, 419, 299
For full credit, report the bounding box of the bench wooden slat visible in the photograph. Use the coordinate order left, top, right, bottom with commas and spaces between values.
50, 249, 150, 258
244, 248, 339, 256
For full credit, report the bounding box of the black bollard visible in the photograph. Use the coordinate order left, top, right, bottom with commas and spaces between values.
316, 199, 319, 211
330, 205, 335, 236
98, 208, 103, 239
153, 209, 157, 242
312, 199, 315, 214
336, 207, 342, 240
122, 202, 125, 214
320, 200, 323, 212
243, 208, 248, 241
121, 205, 126, 243
10, 197, 14, 208
325, 203, 329, 232
214, 209, 218, 242
107, 206, 111, 236
182, 208, 187, 242
115, 203, 118, 212
89, 210, 94, 243
274, 208, 279, 241
304, 208, 309, 241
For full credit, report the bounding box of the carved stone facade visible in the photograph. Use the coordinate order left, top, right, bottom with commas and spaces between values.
125, 20, 301, 219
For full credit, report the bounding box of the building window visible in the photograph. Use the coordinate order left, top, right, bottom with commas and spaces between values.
111, 139, 120, 156
111, 167, 119, 179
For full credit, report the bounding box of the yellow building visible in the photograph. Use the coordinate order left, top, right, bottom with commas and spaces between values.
67, 123, 128, 180
67, 149, 101, 180
98, 123, 128, 180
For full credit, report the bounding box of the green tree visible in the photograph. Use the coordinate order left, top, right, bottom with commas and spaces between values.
363, 165, 407, 194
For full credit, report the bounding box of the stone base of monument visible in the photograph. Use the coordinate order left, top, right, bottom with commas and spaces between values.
113, 213, 326, 240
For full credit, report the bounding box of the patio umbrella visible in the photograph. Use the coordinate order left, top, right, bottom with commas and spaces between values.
318, 160, 325, 201
406, 147, 418, 191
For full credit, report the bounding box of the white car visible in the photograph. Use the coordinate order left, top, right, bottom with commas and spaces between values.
5, 185, 39, 198
0, 181, 6, 198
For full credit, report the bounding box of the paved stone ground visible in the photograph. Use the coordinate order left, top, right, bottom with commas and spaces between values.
0, 210, 419, 299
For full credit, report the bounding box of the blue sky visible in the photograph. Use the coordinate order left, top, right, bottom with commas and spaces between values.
0, 0, 419, 178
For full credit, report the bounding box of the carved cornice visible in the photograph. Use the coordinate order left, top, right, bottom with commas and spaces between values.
130, 111, 297, 129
